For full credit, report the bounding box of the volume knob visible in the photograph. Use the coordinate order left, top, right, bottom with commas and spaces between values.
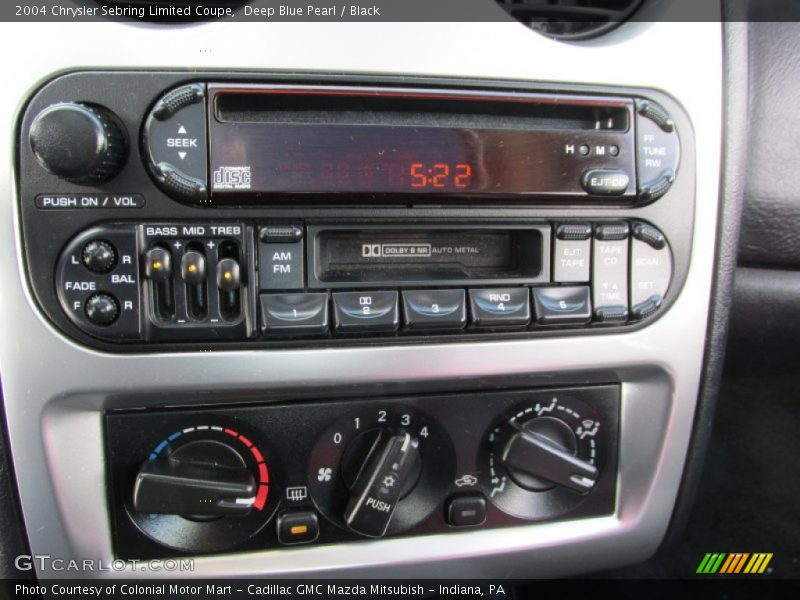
29, 102, 127, 183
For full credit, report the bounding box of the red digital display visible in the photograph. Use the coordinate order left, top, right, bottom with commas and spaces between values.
208, 87, 636, 199
410, 163, 472, 189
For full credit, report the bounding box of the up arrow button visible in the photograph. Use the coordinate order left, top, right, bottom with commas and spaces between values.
143, 83, 208, 203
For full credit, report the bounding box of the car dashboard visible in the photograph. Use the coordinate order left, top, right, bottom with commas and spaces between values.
0, 7, 729, 581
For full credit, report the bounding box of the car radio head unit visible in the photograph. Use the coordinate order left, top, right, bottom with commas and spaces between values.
16, 71, 693, 351
140, 83, 679, 205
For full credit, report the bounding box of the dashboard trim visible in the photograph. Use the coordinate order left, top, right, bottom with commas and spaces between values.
0, 18, 722, 578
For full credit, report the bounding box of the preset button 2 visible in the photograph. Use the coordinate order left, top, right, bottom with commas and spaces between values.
332, 291, 399, 332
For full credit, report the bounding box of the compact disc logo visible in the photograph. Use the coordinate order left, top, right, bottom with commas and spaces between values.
213, 166, 251, 190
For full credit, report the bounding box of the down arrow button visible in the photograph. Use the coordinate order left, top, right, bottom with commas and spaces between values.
143, 83, 208, 203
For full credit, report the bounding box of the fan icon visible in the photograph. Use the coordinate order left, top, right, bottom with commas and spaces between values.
317, 467, 333, 482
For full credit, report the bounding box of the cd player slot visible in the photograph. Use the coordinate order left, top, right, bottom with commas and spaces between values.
308, 225, 550, 288
214, 89, 630, 132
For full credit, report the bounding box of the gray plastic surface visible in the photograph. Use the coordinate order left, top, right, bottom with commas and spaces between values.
0, 17, 722, 578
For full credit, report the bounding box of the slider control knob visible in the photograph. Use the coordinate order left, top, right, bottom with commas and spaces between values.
145, 247, 172, 281
181, 250, 207, 284
29, 102, 127, 183
343, 431, 420, 537
216, 258, 241, 291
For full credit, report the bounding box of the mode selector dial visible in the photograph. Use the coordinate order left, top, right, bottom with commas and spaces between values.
501, 416, 598, 493
482, 393, 612, 522
29, 102, 127, 183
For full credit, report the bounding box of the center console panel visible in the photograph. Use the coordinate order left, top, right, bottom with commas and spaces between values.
14, 70, 694, 563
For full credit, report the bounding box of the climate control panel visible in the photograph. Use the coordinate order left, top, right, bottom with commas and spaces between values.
106, 386, 618, 558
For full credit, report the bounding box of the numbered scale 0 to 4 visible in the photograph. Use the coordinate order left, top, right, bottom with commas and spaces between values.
306, 405, 455, 537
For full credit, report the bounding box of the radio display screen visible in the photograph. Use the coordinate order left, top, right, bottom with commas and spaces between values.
207, 86, 636, 199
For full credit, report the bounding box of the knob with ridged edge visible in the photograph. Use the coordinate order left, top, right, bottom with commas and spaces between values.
29, 102, 127, 183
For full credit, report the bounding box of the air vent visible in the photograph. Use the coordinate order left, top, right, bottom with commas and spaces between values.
496, 0, 643, 41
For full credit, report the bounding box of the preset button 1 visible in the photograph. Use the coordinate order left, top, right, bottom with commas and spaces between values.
260, 293, 329, 333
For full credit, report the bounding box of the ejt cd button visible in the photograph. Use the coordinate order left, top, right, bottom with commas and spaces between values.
402, 289, 466, 330
469, 288, 531, 327
332, 291, 399, 332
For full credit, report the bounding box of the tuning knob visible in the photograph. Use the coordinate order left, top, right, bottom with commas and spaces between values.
133, 439, 256, 518
29, 102, 127, 183
343, 430, 420, 537
500, 416, 598, 494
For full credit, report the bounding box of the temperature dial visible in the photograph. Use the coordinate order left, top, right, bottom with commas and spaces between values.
133, 439, 256, 518
308, 405, 455, 537
129, 424, 278, 554
482, 394, 608, 521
